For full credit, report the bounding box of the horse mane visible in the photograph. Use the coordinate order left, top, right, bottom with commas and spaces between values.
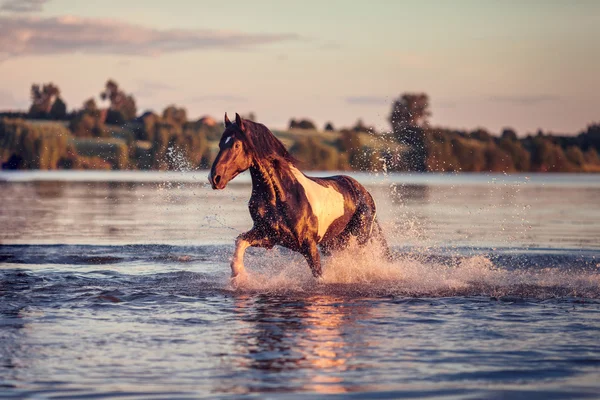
232, 119, 299, 167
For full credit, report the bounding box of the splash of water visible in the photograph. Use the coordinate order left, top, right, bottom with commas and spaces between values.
226, 240, 600, 299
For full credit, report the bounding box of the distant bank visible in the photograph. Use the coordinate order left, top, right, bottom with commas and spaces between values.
2, 116, 600, 173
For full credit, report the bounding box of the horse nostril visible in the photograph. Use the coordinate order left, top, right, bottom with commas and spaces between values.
214, 175, 221, 185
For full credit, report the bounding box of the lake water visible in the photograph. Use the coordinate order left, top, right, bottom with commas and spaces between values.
1, 171, 600, 399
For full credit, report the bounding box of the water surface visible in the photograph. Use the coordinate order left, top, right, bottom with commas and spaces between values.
1, 171, 599, 399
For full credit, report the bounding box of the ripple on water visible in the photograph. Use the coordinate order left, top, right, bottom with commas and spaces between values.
1, 244, 600, 398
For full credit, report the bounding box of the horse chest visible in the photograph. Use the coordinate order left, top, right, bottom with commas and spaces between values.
248, 197, 284, 229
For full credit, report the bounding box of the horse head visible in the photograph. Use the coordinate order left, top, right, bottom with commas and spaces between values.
209, 113, 253, 190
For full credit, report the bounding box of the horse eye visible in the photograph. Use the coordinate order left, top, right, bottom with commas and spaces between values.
234, 142, 240, 149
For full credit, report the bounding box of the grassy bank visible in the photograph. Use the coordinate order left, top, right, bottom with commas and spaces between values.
1, 117, 599, 173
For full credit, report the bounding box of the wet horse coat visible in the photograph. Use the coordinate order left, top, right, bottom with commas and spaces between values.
209, 113, 389, 279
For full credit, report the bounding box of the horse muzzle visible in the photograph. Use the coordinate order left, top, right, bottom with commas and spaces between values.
208, 170, 226, 190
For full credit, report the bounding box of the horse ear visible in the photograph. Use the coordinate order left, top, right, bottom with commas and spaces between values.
224, 112, 232, 127
235, 113, 245, 132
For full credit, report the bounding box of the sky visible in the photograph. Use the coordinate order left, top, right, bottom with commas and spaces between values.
0, 0, 598, 134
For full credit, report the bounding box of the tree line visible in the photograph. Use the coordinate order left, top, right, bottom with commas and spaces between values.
1, 81, 599, 172
386, 93, 600, 173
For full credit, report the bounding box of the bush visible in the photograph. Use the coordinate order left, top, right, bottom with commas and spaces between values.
73, 137, 130, 170
290, 137, 347, 170
0, 118, 108, 170
69, 112, 108, 138
289, 119, 317, 130
148, 122, 210, 170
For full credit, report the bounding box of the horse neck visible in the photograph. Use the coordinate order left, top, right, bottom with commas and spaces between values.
249, 158, 291, 203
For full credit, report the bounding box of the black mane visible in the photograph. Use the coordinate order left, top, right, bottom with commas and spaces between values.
227, 119, 298, 166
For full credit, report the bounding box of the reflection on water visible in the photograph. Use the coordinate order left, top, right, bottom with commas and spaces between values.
228, 295, 374, 395
2, 266, 599, 399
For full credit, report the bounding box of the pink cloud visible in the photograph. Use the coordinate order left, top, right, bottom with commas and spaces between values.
0, 15, 300, 57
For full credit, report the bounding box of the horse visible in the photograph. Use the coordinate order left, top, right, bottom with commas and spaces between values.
209, 113, 390, 281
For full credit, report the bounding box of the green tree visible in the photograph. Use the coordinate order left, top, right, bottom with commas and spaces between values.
565, 146, 585, 167
49, 97, 67, 120
243, 112, 256, 121
353, 119, 372, 133
389, 93, 430, 131
100, 79, 137, 121
501, 128, 518, 141
289, 118, 316, 130
28, 83, 61, 118
389, 93, 430, 171
83, 98, 99, 115
163, 105, 187, 126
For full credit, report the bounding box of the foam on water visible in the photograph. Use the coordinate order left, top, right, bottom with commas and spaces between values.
227, 241, 600, 299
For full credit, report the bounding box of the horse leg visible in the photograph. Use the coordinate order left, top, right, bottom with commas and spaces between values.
349, 203, 376, 246
301, 240, 322, 278
320, 205, 372, 256
320, 229, 351, 256
231, 230, 273, 278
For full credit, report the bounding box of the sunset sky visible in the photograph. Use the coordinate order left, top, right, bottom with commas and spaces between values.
1, 0, 598, 134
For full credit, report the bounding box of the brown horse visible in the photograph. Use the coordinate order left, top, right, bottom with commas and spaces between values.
209, 113, 389, 281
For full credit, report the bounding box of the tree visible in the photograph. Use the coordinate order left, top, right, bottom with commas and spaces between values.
337, 130, 361, 152
389, 93, 430, 171
163, 105, 187, 126
584, 148, 600, 165
470, 128, 493, 142
289, 118, 316, 130
243, 112, 256, 121
105, 110, 126, 125
565, 146, 585, 167
353, 119, 370, 133
28, 83, 61, 118
69, 98, 106, 138
100, 79, 137, 121
49, 97, 67, 120
501, 128, 518, 141
324, 122, 335, 131
389, 93, 430, 131
83, 98, 99, 115
529, 137, 571, 172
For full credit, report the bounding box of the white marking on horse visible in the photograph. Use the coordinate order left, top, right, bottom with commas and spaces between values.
225, 136, 232, 144
290, 167, 345, 242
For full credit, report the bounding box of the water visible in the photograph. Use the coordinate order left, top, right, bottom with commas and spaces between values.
1, 171, 600, 399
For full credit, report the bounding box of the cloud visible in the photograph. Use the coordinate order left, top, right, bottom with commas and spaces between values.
0, 15, 300, 58
0, 0, 47, 13
488, 95, 562, 105
186, 95, 247, 103
345, 96, 391, 106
